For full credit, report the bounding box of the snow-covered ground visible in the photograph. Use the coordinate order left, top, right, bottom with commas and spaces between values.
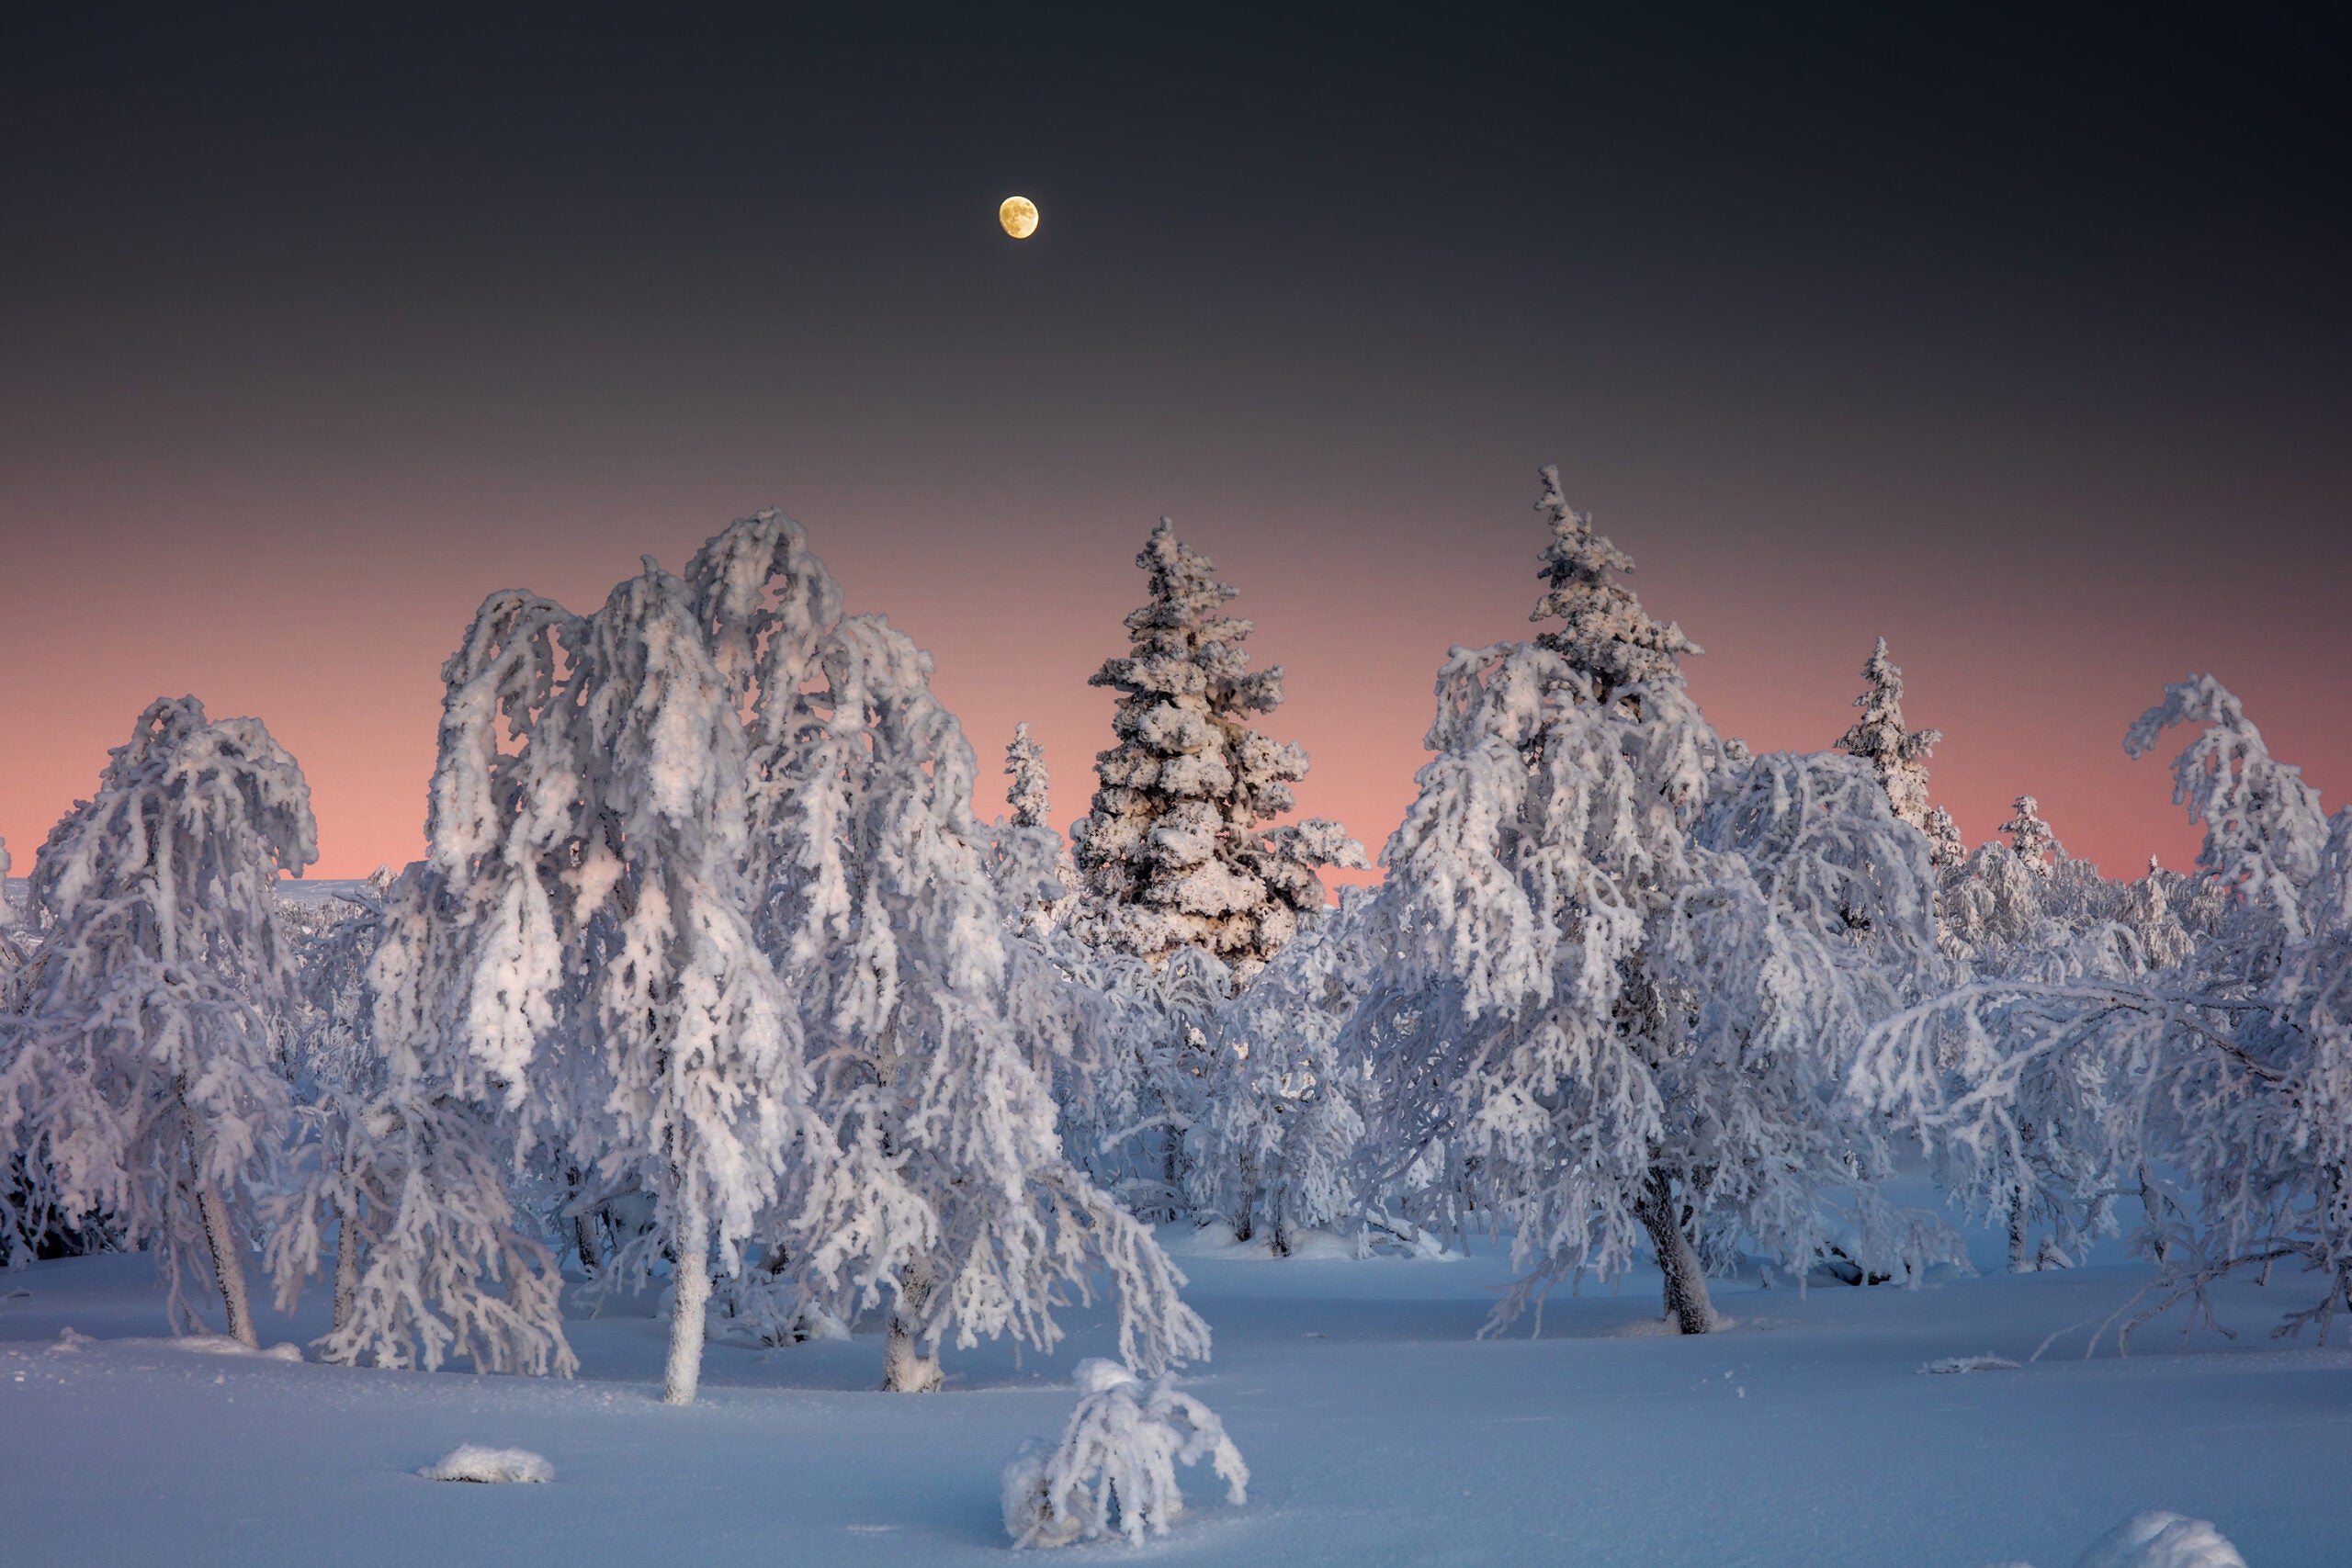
1, 1227, 2340, 1567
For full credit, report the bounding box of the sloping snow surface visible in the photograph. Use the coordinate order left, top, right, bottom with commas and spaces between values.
0, 1227, 2339, 1566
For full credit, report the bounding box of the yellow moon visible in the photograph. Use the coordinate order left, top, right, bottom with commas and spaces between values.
999, 196, 1039, 239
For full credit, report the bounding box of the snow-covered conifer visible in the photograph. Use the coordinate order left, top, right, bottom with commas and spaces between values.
0, 838, 22, 1001
1837, 637, 1941, 834
1001, 1358, 1248, 1548
1925, 806, 1969, 872
2001, 795, 2061, 874
0, 698, 314, 1342
996, 723, 1079, 930
1070, 519, 1363, 973
1006, 722, 1057, 833
1528, 464, 1699, 709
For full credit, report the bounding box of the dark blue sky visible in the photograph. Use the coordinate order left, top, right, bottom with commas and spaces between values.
3, 6, 2346, 874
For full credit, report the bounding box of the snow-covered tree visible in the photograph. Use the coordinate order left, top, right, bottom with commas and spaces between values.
1005, 723, 1057, 834
0, 697, 315, 1343
2001, 795, 2062, 874
1858, 675, 2351, 1347
1001, 1358, 1248, 1548
1365, 472, 1951, 1335
1528, 464, 1699, 709
1915, 787, 2163, 1269
1070, 519, 1363, 973
1040, 939, 1232, 1224
1185, 886, 1384, 1253
1837, 637, 1941, 834
264, 865, 574, 1376
729, 542, 1210, 1389
997, 723, 1079, 931
401, 553, 824, 1404
1924, 806, 1969, 872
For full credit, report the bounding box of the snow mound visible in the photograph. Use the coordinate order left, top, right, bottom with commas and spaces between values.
2074, 1512, 2245, 1568
167, 1335, 304, 1362
53, 1328, 303, 1362
420, 1445, 554, 1484
1983, 1511, 2247, 1568
1922, 1353, 2021, 1374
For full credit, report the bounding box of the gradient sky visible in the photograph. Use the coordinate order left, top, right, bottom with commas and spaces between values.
3, 7, 2346, 883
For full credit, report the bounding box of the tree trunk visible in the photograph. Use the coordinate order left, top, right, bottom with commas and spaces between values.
1635, 1172, 1717, 1335
2138, 1164, 2174, 1266
195, 1184, 259, 1348
662, 1199, 710, 1406
882, 1260, 944, 1393
2007, 1190, 2034, 1273
332, 1209, 360, 1333
573, 1212, 604, 1277
566, 1166, 603, 1277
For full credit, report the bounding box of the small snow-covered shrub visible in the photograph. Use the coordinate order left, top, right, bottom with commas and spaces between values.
420, 1445, 553, 1484
1001, 1358, 1247, 1548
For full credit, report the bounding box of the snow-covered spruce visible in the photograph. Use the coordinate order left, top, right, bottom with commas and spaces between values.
994, 723, 1080, 935
1070, 518, 1363, 975
715, 519, 1207, 1390
2001, 795, 2062, 876
1855, 674, 2352, 1348
401, 550, 823, 1404
1365, 470, 1953, 1334
0, 698, 315, 1343
1527, 463, 1698, 709
1836, 637, 1942, 837
1001, 1358, 1248, 1548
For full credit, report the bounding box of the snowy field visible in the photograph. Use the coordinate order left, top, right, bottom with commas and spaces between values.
3, 1226, 2342, 1568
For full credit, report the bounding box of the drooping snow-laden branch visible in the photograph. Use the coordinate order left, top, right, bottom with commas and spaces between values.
1861, 675, 2352, 1345
0, 697, 315, 1345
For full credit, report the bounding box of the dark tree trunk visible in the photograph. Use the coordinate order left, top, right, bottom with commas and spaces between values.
1635, 1171, 1717, 1335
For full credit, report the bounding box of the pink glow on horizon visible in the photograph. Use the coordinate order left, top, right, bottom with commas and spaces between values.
2, 468, 2339, 892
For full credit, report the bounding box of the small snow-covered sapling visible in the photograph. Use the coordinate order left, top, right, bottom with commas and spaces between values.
1001, 1359, 1247, 1548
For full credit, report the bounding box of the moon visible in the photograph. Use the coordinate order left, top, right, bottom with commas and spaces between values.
999, 196, 1038, 239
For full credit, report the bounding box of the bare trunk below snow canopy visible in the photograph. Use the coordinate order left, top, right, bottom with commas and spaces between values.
662, 1201, 711, 1406
332, 1213, 360, 1333
195, 1183, 259, 1348
1636, 1173, 1717, 1336
883, 1261, 944, 1393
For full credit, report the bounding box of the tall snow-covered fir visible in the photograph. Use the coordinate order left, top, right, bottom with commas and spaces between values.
1837, 637, 1942, 835
1528, 465, 1700, 708
1070, 519, 1363, 974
